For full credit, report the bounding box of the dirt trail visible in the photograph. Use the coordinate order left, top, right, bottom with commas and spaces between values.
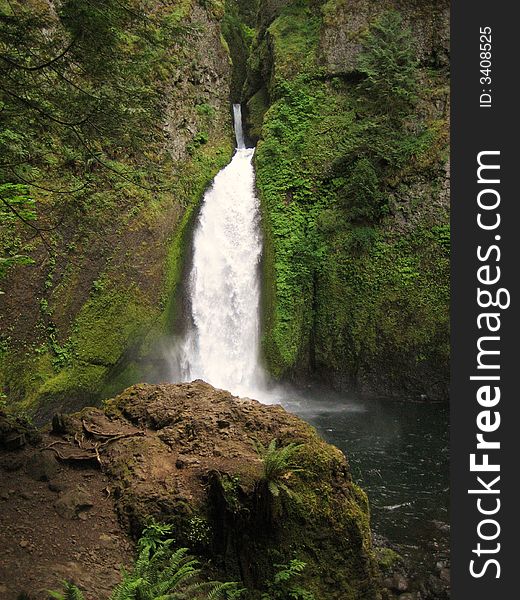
0, 443, 133, 599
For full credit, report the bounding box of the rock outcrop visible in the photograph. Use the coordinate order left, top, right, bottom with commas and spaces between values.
318, 0, 449, 74
0, 1, 234, 418
244, 0, 450, 400
0, 381, 380, 599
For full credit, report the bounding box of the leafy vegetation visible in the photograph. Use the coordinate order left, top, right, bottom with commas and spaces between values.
47, 521, 318, 600
261, 560, 314, 600
0, 0, 233, 411
255, 438, 303, 499
49, 522, 244, 600
357, 11, 418, 119
253, 3, 449, 396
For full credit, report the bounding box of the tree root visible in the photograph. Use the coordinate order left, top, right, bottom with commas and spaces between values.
41, 420, 145, 467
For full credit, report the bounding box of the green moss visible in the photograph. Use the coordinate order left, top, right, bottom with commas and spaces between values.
375, 547, 402, 571
222, 0, 253, 100
73, 285, 156, 366
1, 132, 233, 417
268, 438, 376, 599
267, 0, 320, 84
246, 86, 269, 141
100, 361, 146, 400
0, 349, 54, 411
253, 4, 449, 396
255, 77, 327, 376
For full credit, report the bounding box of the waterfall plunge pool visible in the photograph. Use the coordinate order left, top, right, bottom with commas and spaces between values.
281, 387, 450, 574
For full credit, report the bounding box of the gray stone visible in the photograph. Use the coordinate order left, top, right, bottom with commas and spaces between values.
390, 573, 409, 593
54, 486, 94, 520
439, 568, 450, 584
25, 451, 58, 481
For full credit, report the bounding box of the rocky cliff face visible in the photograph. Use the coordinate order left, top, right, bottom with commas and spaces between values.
1, 0, 450, 417
0, 381, 379, 599
243, 0, 450, 399
318, 0, 449, 74
0, 1, 234, 418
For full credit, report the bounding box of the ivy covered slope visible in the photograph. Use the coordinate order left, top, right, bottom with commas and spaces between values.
0, 0, 234, 419
246, 0, 450, 399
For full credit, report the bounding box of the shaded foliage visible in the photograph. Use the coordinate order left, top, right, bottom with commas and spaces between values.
0, 0, 188, 278
49, 522, 244, 600
357, 11, 418, 120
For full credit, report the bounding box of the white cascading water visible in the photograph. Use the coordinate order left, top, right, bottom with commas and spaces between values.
177, 104, 267, 398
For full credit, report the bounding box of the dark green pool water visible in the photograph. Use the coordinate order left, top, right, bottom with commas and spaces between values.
280, 389, 450, 569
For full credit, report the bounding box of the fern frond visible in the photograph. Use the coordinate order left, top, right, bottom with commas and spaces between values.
207, 581, 244, 599
268, 480, 280, 497
109, 576, 144, 600
48, 582, 85, 600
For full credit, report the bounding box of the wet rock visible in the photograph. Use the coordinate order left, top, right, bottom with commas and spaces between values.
420, 574, 448, 598
25, 451, 58, 481
439, 567, 450, 584
432, 520, 450, 533
88, 381, 380, 598
318, 0, 449, 75
376, 547, 403, 571
389, 573, 409, 593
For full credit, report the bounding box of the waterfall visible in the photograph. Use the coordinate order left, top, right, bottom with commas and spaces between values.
233, 103, 246, 150
176, 104, 266, 398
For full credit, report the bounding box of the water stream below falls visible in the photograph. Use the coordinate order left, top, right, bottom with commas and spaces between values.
282, 389, 450, 572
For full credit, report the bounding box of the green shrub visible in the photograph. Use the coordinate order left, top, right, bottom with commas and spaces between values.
357, 11, 418, 119
341, 158, 383, 222
261, 560, 315, 600
346, 226, 379, 255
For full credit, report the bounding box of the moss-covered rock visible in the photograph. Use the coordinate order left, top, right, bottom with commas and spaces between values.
246, 0, 449, 399
0, 1, 234, 417
56, 381, 380, 599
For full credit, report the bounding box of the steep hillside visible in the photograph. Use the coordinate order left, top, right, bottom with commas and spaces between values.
243, 0, 450, 398
0, 0, 234, 419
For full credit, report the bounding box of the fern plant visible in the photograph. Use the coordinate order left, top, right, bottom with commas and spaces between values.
138, 520, 175, 554
114, 538, 245, 600
48, 581, 85, 600
261, 560, 315, 600
49, 524, 244, 600
255, 439, 304, 498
